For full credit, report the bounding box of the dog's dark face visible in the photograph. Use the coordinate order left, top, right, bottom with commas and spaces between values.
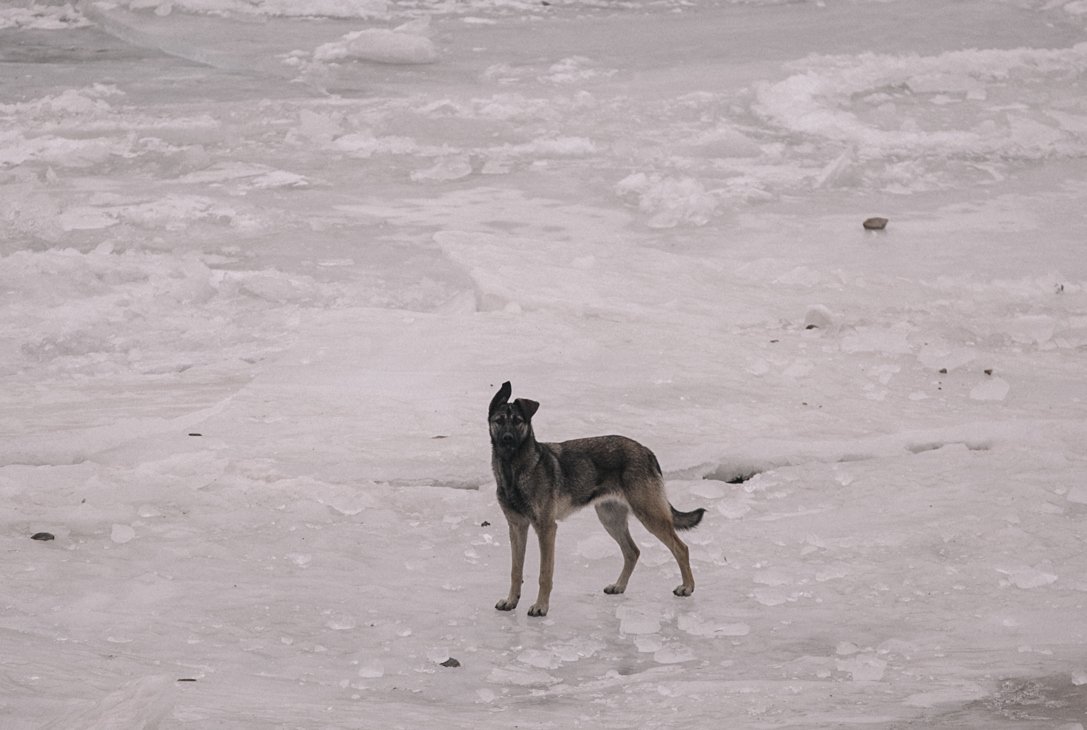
488, 381, 539, 457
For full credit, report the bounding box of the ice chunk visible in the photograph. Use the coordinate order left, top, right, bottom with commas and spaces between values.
517, 649, 558, 670
312, 27, 437, 65
654, 644, 696, 664
325, 614, 357, 630
836, 641, 860, 656
0, 5, 91, 29
58, 206, 119, 231
111, 524, 136, 544
998, 567, 1058, 589
615, 172, 719, 228
357, 661, 384, 678
411, 156, 473, 182
125, 0, 389, 18
837, 654, 887, 682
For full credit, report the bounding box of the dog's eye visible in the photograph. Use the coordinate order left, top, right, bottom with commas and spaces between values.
512, 416, 523, 425
495, 415, 507, 425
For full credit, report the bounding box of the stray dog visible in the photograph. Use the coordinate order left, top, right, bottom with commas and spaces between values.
488, 381, 705, 617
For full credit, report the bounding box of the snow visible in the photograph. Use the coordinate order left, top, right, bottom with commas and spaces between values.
3, 0, 1087, 727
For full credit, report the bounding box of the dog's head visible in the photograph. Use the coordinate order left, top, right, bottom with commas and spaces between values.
488, 381, 539, 457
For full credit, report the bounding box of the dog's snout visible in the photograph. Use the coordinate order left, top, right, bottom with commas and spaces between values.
500, 433, 516, 446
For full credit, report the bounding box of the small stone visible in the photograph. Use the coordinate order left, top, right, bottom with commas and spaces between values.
31, 532, 55, 541
939, 368, 948, 374
481, 521, 491, 527
863, 217, 889, 230
440, 657, 461, 668
188, 433, 202, 437
984, 368, 993, 376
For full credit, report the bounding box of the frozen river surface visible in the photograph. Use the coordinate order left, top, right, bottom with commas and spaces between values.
2, 0, 1087, 727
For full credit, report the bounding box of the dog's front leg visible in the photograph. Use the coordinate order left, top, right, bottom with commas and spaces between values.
496, 516, 528, 611
528, 521, 557, 617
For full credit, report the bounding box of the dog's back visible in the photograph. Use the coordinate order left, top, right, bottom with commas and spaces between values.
542, 435, 704, 529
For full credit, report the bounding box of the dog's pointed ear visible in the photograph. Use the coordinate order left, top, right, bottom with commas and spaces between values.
489, 381, 512, 417
514, 398, 539, 420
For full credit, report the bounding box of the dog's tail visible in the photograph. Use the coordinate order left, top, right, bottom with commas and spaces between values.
670, 505, 706, 531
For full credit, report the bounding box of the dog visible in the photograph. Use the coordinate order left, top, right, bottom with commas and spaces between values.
488, 381, 705, 617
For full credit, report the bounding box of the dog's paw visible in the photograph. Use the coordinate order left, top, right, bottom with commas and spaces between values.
527, 603, 549, 617
495, 598, 518, 611
673, 584, 694, 597
603, 583, 626, 595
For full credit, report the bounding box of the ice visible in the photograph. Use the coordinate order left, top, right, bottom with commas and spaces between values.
803, 304, 838, 332
115, 0, 389, 18
836, 654, 887, 682
614, 172, 720, 229
43, 675, 175, 730
311, 26, 438, 66
4, 0, 1087, 727
677, 614, 750, 638
0, 4, 90, 30
110, 523, 136, 544
410, 154, 473, 182
969, 376, 1011, 402
356, 661, 384, 679
653, 644, 696, 664
998, 566, 1059, 590
616, 606, 662, 635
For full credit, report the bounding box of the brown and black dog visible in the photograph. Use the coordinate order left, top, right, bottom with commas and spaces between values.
488, 381, 705, 617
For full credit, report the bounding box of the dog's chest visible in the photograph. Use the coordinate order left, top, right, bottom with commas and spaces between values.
495, 461, 532, 518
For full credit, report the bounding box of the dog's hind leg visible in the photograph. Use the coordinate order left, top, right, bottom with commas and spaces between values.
595, 501, 640, 595
496, 515, 528, 611
628, 492, 695, 597
528, 520, 557, 617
